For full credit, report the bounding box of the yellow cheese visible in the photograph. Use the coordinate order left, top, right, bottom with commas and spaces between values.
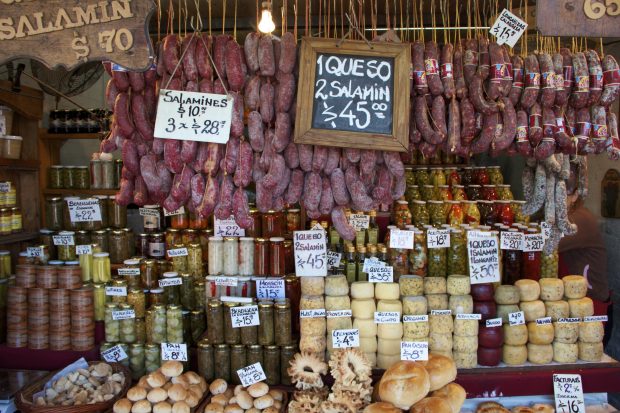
377, 322, 403, 340
351, 298, 376, 319
300, 318, 326, 336
520, 300, 546, 322
552, 341, 578, 363
568, 297, 594, 318
365, 352, 377, 367
399, 275, 424, 296
429, 313, 454, 334
426, 293, 449, 311
300, 277, 325, 295
579, 321, 604, 343
563, 275, 588, 299
495, 285, 521, 305
432, 350, 454, 359
378, 338, 402, 355
325, 295, 351, 311
454, 318, 479, 337
447, 275, 471, 296
300, 295, 325, 310
424, 277, 447, 295
325, 275, 349, 296
515, 279, 541, 302
503, 324, 528, 346
544, 300, 570, 321
527, 343, 553, 364
360, 336, 378, 353
553, 322, 579, 344
351, 282, 375, 299
578, 341, 604, 362
449, 294, 474, 314
353, 318, 377, 338
375, 282, 400, 300
527, 322, 554, 345
539, 278, 564, 301
502, 344, 527, 365
452, 351, 477, 368
402, 296, 428, 315
429, 332, 453, 352
453, 335, 478, 353
497, 304, 521, 323
299, 334, 326, 353
377, 299, 403, 313
377, 353, 400, 370
326, 317, 352, 333
404, 320, 430, 337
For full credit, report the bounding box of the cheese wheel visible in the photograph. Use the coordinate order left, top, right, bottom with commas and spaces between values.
426, 294, 449, 311
377, 353, 400, 369
377, 322, 403, 340
545, 300, 570, 321
454, 318, 479, 337
365, 352, 377, 367
325, 275, 349, 296
447, 275, 471, 296
432, 350, 454, 359
399, 275, 424, 296
429, 332, 453, 352
404, 320, 430, 337
300, 318, 326, 336
527, 322, 554, 345
478, 346, 502, 366
527, 343, 553, 364
496, 304, 520, 322
502, 344, 527, 365
375, 283, 400, 300
424, 277, 447, 294
515, 279, 541, 302
326, 316, 352, 333
300, 277, 325, 295
519, 300, 546, 322
360, 336, 378, 353
539, 278, 564, 301
403, 296, 428, 315
300, 295, 325, 310
449, 294, 474, 314
553, 341, 578, 363
299, 334, 326, 353
578, 341, 604, 362
563, 275, 588, 299
494, 285, 520, 305
351, 282, 375, 299
452, 351, 477, 368
579, 321, 604, 343
377, 299, 403, 313
325, 295, 351, 311
377, 338, 401, 355
453, 335, 478, 353
569, 297, 594, 318
429, 313, 454, 334
402, 335, 429, 344
353, 318, 378, 338
553, 322, 579, 344
503, 324, 528, 346
351, 298, 376, 319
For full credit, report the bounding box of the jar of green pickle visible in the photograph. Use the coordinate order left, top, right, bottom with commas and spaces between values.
91, 252, 111, 284
430, 167, 446, 187
447, 229, 468, 275
541, 250, 559, 278
190, 309, 205, 342
274, 299, 292, 346
452, 185, 467, 201
93, 283, 107, 321
75, 166, 89, 189
420, 185, 436, 201
511, 200, 528, 224
109, 279, 127, 303
45, 197, 63, 231
49, 166, 64, 189
409, 230, 428, 276
166, 304, 183, 343
144, 343, 161, 373
62, 197, 80, 230
197, 339, 214, 380
207, 300, 224, 344
187, 243, 203, 278
180, 273, 194, 310
171, 244, 188, 273
128, 343, 145, 380
127, 288, 146, 318
412, 201, 430, 227
161, 271, 181, 305
258, 301, 274, 345
230, 344, 246, 384
213, 344, 230, 381
405, 185, 421, 204
263, 345, 280, 385
415, 168, 430, 186
427, 231, 447, 277
107, 196, 127, 229
119, 303, 136, 343
498, 184, 514, 200
393, 200, 412, 229
223, 301, 241, 344
150, 304, 167, 344
104, 303, 120, 342
194, 281, 206, 310
488, 166, 504, 185
92, 230, 109, 253
428, 201, 446, 227
109, 230, 129, 264
463, 201, 481, 226
56, 231, 76, 261
63, 166, 76, 189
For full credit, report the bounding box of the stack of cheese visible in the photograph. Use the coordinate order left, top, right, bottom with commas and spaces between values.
541, 277, 579, 364
448, 275, 478, 368
351, 281, 378, 367
495, 284, 530, 365
515, 279, 554, 365
375, 282, 403, 369
424, 277, 451, 358
325, 275, 353, 359
299, 277, 327, 357
564, 275, 604, 362
400, 275, 428, 352
472, 283, 502, 367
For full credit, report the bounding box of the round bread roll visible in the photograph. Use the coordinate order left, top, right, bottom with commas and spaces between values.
131, 400, 152, 413
262, 408, 278, 413
209, 379, 228, 395
511, 407, 535, 413
167, 384, 187, 402
161, 361, 183, 378
269, 389, 284, 401
253, 394, 274, 409
113, 398, 132, 413
211, 394, 229, 406
233, 385, 244, 396
236, 391, 253, 409
184, 371, 202, 386
204, 403, 224, 413
224, 404, 243, 413
422, 353, 457, 391
147, 388, 168, 403
146, 372, 167, 388
411, 397, 453, 413
431, 383, 466, 413
153, 402, 172, 413
515, 279, 541, 302
378, 361, 431, 409
248, 382, 269, 398
363, 401, 402, 413
172, 401, 190, 413
137, 376, 151, 390
532, 404, 555, 413
127, 386, 147, 402
185, 391, 200, 408
171, 375, 189, 389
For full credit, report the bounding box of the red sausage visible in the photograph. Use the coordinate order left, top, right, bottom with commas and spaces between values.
225, 38, 245, 92
181, 34, 198, 81
195, 34, 213, 80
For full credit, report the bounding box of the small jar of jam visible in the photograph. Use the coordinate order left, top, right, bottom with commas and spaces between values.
269, 237, 285, 276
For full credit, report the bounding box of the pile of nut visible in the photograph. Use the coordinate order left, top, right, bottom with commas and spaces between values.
35, 362, 125, 406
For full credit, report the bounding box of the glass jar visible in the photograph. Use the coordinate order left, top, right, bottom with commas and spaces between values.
170, 243, 188, 273
428, 238, 447, 277
164, 229, 181, 253
56, 231, 76, 261
541, 249, 559, 278
92, 252, 111, 283
149, 304, 166, 344
414, 168, 430, 186
90, 158, 102, 189
230, 344, 246, 384
389, 248, 409, 281
420, 184, 436, 201
393, 200, 413, 229
497, 200, 515, 226
467, 185, 482, 201
93, 283, 106, 321
498, 184, 514, 200
0, 209, 10, 235
258, 301, 274, 345
207, 300, 224, 344
428, 200, 446, 227
262, 211, 282, 238
208, 236, 224, 275
127, 288, 146, 318
74, 166, 89, 189
430, 167, 446, 187
49, 166, 63, 189
62, 197, 80, 230
405, 185, 421, 204
119, 303, 136, 343
161, 271, 181, 305
114, 159, 123, 188
187, 243, 203, 278
503, 229, 522, 285
107, 196, 127, 229
447, 229, 468, 275
142, 205, 162, 233
45, 197, 63, 231
140, 259, 157, 289
180, 273, 194, 310
247, 344, 263, 367
223, 302, 241, 344
149, 233, 166, 259
475, 167, 490, 185
483, 185, 499, 201
199, 230, 211, 262
263, 345, 280, 385
512, 200, 528, 224
156, 260, 170, 277
144, 344, 161, 373
284, 208, 301, 238
190, 310, 205, 342
222, 237, 238, 276
109, 230, 127, 264
254, 238, 269, 276
447, 201, 464, 226
488, 166, 504, 185
92, 230, 108, 253
149, 288, 165, 307
274, 299, 292, 346
197, 340, 214, 380
136, 317, 146, 343
213, 344, 230, 381
189, 211, 209, 230
522, 229, 542, 281
412, 200, 430, 227
166, 304, 183, 343
280, 345, 296, 385
104, 303, 120, 342
109, 280, 128, 304
62, 166, 75, 189
269, 237, 285, 276
463, 201, 481, 225
233, 237, 252, 276
101, 156, 114, 189
452, 185, 467, 201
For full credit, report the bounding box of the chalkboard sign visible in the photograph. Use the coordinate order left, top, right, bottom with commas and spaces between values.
295, 38, 410, 152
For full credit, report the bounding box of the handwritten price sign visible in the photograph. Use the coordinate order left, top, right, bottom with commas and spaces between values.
427, 229, 450, 249
294, 230, 327, 277
26, 247, 43, 258
161, 343, 188, 362
256, 279, 285, 300
331, 329, 360, 349
508, 311, 526, 326
101, 344, 128, 363
501, 231, 524, 250
553, 374, 585, 413
467, 231, 500, 284
389, 229, 414, 249
524, 233, 544, 252
67, 199, 102, 223
76, 244, 92, 255
214, 216, 245, 237
367, 265, 394, 283
230, 305, 260, 328
349, 214, 370, 230
489, 9, 528, 48
327, 251, 342, 270
53, 234, 75, 246
401, 342, 429, 361
237, 363, 267, 388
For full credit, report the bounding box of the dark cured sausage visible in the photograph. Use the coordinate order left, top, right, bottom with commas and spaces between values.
520, 55, 540, 109
516, 110, 533, 157
181, 34, 198, 81
414, 96, 443, 145
225, 39, 245, 92
460, 97, 476, 144
501, 46, 513, 97
463, 39, 478, 84
244, 32, 260, 74
591, 105, 609, 154
554, 107, 573, 149
493, 97, 517, 153
213, 34, 231, 80
454, 43, 467, 99
570, 52, 589, 109
425, 41, 444, 96
163, 35, 181, 76
469, 74, 500, 114
471, 113, 498, 154
528, 102, 543, 147
411, 42, 429, 96
553, 53, 568, 106
330, 168, 350, 206
538, 53, 556, 108
601, 54, 620, 106
331, 206, 356, 241
575, 107, 591, 154
586, 50, 603, 106
441, 43, 455, 99
486, 42, 504, 101
195, 34, 213, 80
478, 38, 490, 80
509, 55, 524, 106
445, 98, 461, 155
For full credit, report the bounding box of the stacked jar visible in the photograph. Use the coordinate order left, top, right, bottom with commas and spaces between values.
6, 286, 27, 348
49, 289, 71, 350
70, 287, 95, 350
15, 264, 36, 288
28, 288, 49, 349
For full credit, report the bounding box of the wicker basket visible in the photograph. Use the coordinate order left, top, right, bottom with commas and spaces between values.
15, 362, 131, 413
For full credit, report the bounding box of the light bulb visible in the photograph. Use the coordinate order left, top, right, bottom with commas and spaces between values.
258, 8, 275, 33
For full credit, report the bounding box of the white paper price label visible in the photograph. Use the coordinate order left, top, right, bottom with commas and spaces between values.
467, 231, 501, 284
118, 268, 141, 276
558, 318, 582, 323
400, 342, 429, 361
489, 8, 528, 48
76, 244, 92, 255
161, 343, 188, 362
431, 310, 452, 316
536, 317, 553, 325
349, 214, 370, 230
101, 344, 128, 363
53, 234, 75, 246
105, 286, 127, 297
389, 229, 414, 249
300, 309, 326, 318
553, 374, 585, 413
403, 315, 429, 323
486, 318, 503, 327
501, 231, 524, 250
112, 309, 136, 320
159, 277, 183, 288
508, 311, 526, 326
294, 230, 327, 277
362, 257, 383, 272
213, 276, 238, 287
367, 265, 394, 283
331, 329, 360, 349
237, 363, 267, 388
524, 233, 544, 252
167, 248, 188, 257
214, 216, 245, 237
164, 206, 185, 217
68, 199, 102, 223
230, 305, 260, 328
327, 251, 342, 270
0, 182, 10, 193
256, 279, 285, 299
583, 316, 608, 322
456, 313, 482, 320
427, 229, 450, 249
327, 310, 353, 318
139, 208, 161, 217
374, 312, 400, 323
26, 247, 43, 258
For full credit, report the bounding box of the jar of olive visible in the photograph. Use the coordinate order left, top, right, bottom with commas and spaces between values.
170, 244, 188, 273
207, 300, 224, 344
428, 236, 447, 278
190, 309, 205, 342
412, 201, 430, 227
258, 301, 274, 345
128, 343, 145, 380
104, 303, 120, 342
230, 344, 247, 384
213, 344, 231, 381
49, 166, 63, 189
166, 304, 183, 343
187, 243, 203, 278
197, 339, 214, 380
280, 345, 297, 385
223, 301, 241, 344
127, 288, 146, 318
414, 168, 430, 186
240, 304, 258, 345
150, 304, 167, 344
144, 343, 161, 373
179, 273, 194, 310
194, 281, 206, 310
274, 299, 292, 346
110, 279, 128, 304
247, 345, 263, 367
428, 200, 446, 227
161, 271, 181, 305
447, 229, 468, 275
541, 249, 559, 278
119, 303, 137, 344
405, 185, 421, 204
263, 345, 280, 385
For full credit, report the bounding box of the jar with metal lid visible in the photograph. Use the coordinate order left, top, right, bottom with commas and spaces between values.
142, 205, 162, 233
104, 303, 120, 342
9, 207, 21, 233
119, 303, 136, 343
222, 237, 238, 276
447, 229, 468, 275
262, 211, 283, 238
488, 165, 504, 185
150, 304, 167, 344
238, 304, 258, 345
412, 201, 430, 227
180, 273, 194, 310
148, 288, 165, 307
170, 210, 189, 229
136, 233, 149, 257
223, 301, 241, 344
189, 211, 209, 230
263, 345, 280, 385
463, 200, 481, 225
285, 209, 301, 238
45, 197, 63, 231
0, 209, 10, 235
148, 233, 165, 259
467, 185, 482, 200
194, 281, 206, 310
92, 252, 111, 283
113, 159, 122, 188
421, 184, 437, 201
74, 166, 89, 189
428, 237, 447, 278
170, 243, 188, 273
254, 238, 269, 276
274, 299, 292, 346
247, 344, 263, 367
49, 166, 64, 189
166, 304, 183, 343
109, 230, 128, 264
207, 300, 224, 344
135, 317, 146, 343
238, 237, 254, 276
190, 310, 205, 342
199, 230, 210, 262
208, 236, 223, 275
161, 271, 181, 305
197, 340, 214, 380
90, 158, 101, 189
127, 288, 146, 318
92, 230, 109, 253
405, 185, 422, 204
511, 200, 528, 224
62, 197, 80, 230
128, 343, 145, 380
187, 243, 203, 278
108, 196, 126, 229
393, 200, 413, 229
144, 343, 160, 373
140, 259, 157, 289
213, 344, 230, 381
269, 237, 285, 277
280, 345, 296, 385
101, 155, 114, 189
56, 231, 76, 261
415, 168, 430, 186
258, 301, 274, 345
229, 344, 246, 384
541, 249, 559, 278
122, 259, 141, 288
503, 229, 522, 284
93, 283, 106, 321
182, 229, 198, 245
62, 166, 75, 189
74, 230, 90, 246
428, 200, 446, 227
156, 259, 170, 277
0, 251, 9, 279
39, 229, 55, 259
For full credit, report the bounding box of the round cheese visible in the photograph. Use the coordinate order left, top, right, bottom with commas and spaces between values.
502, 344, 527, 365
527, 343, 553, 364
453, 335, 478, 353
497, 304, 520, 323
377, 338, 401, 355
377, 322, 403, 340
563, 275, 588, 299
527, 321, 554, 345
424, 277, 447, 294
426, 294, 449, 311
403, 296, 428, 315
553, 322, 579, 344
545, 300, 569, 321
300, 295, 325, 310
454, 318, 479, 337
377, 353, 400, 369
447, 275, 471, 296
351, 298, 376, 319
429, 332, 454, 352
539, 278, 564, 301
399, 275, 424, 296
553, 341, 578, 363
503, 324, 528, 346
300, 317, 326, 336
515, 279, 541, 302
452, 351, 477, 368
495, 285, 520, 305
326, 316, 352, 333
432, 350, 454, 359
520, 300, 546, 322
449, 294, 474, 314
404, 320, 429, 337
569, 297, 594, 318
299, 334, 326, 353
377, 299, 403, 313
360, 336, 378, 353
579, 321, 604, 343
325, 295, 351, 311
429, 313, 454, 334
365, 352, 377, 367
351, 282, 375, 299
300, 277, 325, 295
402, 335, 429, 343
353, 318, 377, 338
325, 275, 349, 296
578, 341, 604, 362
375, 282, 400, 300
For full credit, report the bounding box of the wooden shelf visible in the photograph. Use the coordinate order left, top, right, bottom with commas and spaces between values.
43, 188, 118, 196
39, 130, 105, 140
0, 231, 38, 245
0, 158, 39, 170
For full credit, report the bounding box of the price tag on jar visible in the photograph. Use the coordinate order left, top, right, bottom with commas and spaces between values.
237, 363, 267, 388
294, 230, 327, 277
327, 251, 342, 270
331, 329, 360, 349
139, 208, 161, 217
230, 305, 260, 328
489, 8, 528, 48
362, 257, 384, 272
389, 229, 414, 249
213, 276, 238, 287
101, 344, 128, 363
349, 214, 370, 230
0, 182, 10, 193
214, 215, 245, 237
118, 267, 141, 276
256, 279, 285, 299
105, 286, 127, 297
163, 206, 185, 217
167, 247, 188, 257
68, 198, 102, 223
523, 233, 544, 252
500, 231, 524, 250
467, 230, 500, 284
427, 229, 450, 249
553, 374, 585, 413
159, 277, 182, 288
26, 247, 43, 258
112, 309, 136, 320
508, 311, 526, 326
400, 342, 429, 361
53, 234, 75, 246
367, 265, 393, 283
161, 343, 188, 362
76, 244, 92, 255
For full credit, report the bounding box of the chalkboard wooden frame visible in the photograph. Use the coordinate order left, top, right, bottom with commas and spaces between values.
294, 37, 411, 152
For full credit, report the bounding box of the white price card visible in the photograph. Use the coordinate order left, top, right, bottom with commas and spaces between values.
167, 247, 188, 257
456, 313, 482, 320
327, 251, 342, 270
112, 309, 136, 320
214, 215, 245, 237
154, 89, 233, 143
524, 233, 544, 252
584, 315, 608, 322
159, 277, 182, 288
400, 342, 429, 361
299, 309, 326, 318
327, 310, 353, 318
294, 230, 327, 277
331, 329, 360, 349
403, 315, 429, 323
362, 257, 383, 272
467, 231, 501, 284
374, 312, 401, 323
105, 286, 127, 296
68, 198, 102, 223
0, 182, 10, 193
164, 206, 185, 217
349, 214, 370, 230
536, 317, 553, 325
212, 276, 238, 287
237, 363, 267, 388
230, 305, 260, 328
508, 311, 526, 326
76, 244, 92, 255
427, 229, 450, 249
541, 222, 552, 241
161, 343, 188, 362
486, 318, 503, 327
501, 231, 524, 250
558, 318, 582, 323
367, 265, 394, 283
489, 8, 528, 48
118, 267, 141, 276
431, 309, 452, 316
389, 229, 414, 249
53, 234, 75, 246
256, 279, 285, 300
553, 374, 585, 413
139, 208, 161, 217
101, 344, 128, 363
26, 247, 43, 258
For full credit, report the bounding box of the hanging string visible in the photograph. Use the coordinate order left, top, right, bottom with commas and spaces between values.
222, 0, 226, 34
208, 0, 212, 35
157, 0, 162, 41
194, 0, 202, 32
294, 0, 298, 40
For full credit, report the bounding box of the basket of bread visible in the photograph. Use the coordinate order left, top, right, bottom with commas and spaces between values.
15, 360, 130, 413
197, 379, 287, 413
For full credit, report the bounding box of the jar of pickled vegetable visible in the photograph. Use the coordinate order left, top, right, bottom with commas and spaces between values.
139, 259, 156, 289
502, 229, 522, 285
61, 197, 80, 230
230, 345, 247, 383
478, 201, 496, 226
280, 345, 296, 385
170, 209, 189, 229
246, 344, 263, 368
207, 300, 224, 344
222, 237, 238, 276
149, 304, 167, 344
497, 200, 515, 226
141, 205, 162, 233
148, 233, 166, 259
235, 237, 253, 276
285, 209, 301, 238
170, 243, 188, 273
522, 229, 542, 281
415, 168, 430, 186
511, 200, 528, 224
258, 301, 274, 345
389, 248, 409, 281
421, 185, 436, 201
109, 230, 128, 264
190, 309, 205, 342
182, 229, 198, 245
451, 185, 467, 201
269, 237, 285, 276
93, 283, 106, 321
92, 252, 111, 283
144, 343, 160, 373
119, 303, 136, 343
488, 166, 504, 185
108, 196, 127, 229
541, 249, 559, 278
462, 201, 480, 225
166, 304, 183, 343
189, 211, 209, 230
186, 243, 203, 278
223, 301, 241, 344
63, 166, 75, 189
180, 273, 194, 310
208, 236, 223, 275
239, 304, 258, 345
196, 340, 214, 380
427, 236, 447, 277
262, 211, 282, 238
498, 184, 514, 200
405, 167, 415, 186
104, 303, 120, 342
447, 229, 468, 275
393, 200, 412, 229
254, 238, 269, 276
412, 201, 430, 227
482, 185, 499, 201
49, 166, 63, 189
405, 185, 421, 204
274, 299, 292, 345
475, 167, 490, 185
128, 288, 146, 318
428, 201, 446, 227
430, 167, 446, 187
57, 231, 77, 261
263, 345, 280, 385
213, 344, 230, 381
445, 167, 460, 186
461, 167, 474, 185
466, 185, 482, 200
447, 201, 464, 226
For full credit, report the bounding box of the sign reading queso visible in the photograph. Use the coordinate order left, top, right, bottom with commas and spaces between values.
0, 0, 155, 70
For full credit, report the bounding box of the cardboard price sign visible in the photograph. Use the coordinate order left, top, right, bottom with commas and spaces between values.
159, 277, 182, 288
524, 233, 544, 252
400, 342, 429, 361
427, 229, 450, 249
26, 247, 44, 258
389, 229, 414, 249
374, 312, 400, 323
164, 206, 185, 216
256, 279, 285, 300
76, 244, 92, 255
161, 343, 188, 362
101, 344, 128, 363
331, 329, 360, 349
230, 305, 260, 328
105, 286, 127, 297
501, 231, 524, 250
167, 248, 188, 257
467, 231, 500, 284
489, 9, 528, 47
214, 216, 245, 237
349, 214, 370, 230
237, 363, 267, 388
118, 267, 141, 276
553, 374, 585, 413
213, 277, 238, 287
299, 309, 326, 318
53, 234, 75, 246
293, 230, 327, 276
327, 251, 342, 269
508, 311, 526, 326
367, 265, 394, 283
112, 309, 135, 321
68, 199, 102, 222
486, 318, 503, 327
